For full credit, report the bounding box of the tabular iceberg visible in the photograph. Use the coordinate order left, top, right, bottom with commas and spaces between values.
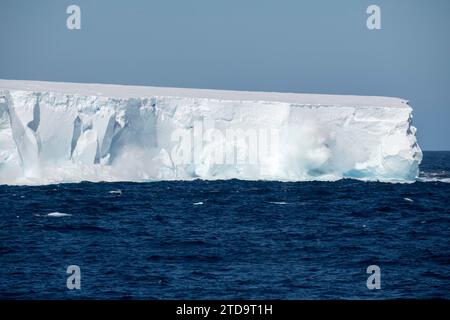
0, 80, 422, 185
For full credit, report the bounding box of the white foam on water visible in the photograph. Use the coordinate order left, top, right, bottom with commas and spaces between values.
418, 177, 450, 184
46, 212, 72, 217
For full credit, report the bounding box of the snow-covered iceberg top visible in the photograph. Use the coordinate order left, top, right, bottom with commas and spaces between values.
0, 79, 422, 185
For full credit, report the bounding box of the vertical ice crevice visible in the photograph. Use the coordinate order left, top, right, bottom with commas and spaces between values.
3, 91, 40, 177
0, 91, 23, 182
27, 94, 40, 132
26, 93, 42, 154
70, 116, 82, 159
99, 114, 118, 161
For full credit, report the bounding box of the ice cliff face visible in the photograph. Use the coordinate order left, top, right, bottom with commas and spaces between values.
0, 80, 422, 185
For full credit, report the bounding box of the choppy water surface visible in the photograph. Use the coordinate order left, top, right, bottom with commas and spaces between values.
0, 151, 449, 299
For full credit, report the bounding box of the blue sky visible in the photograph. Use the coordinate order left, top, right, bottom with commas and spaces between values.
0, 0, 449, 150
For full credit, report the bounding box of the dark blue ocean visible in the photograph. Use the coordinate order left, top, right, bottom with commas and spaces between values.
0, 151, 449, 299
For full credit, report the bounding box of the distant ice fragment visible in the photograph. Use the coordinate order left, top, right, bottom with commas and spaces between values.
46, 212, 71, 217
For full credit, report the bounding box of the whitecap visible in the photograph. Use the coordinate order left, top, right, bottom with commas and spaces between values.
268, 201, 288, 205
403, 197, 414, 202
46, 212, 72, 217
193, 202, 204, 205
109, 190, 122, 195
418, 177, 450, 183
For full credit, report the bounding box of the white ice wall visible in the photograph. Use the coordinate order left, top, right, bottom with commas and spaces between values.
0, 80, 422, 185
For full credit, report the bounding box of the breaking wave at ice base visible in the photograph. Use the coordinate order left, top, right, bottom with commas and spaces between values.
2, 127, 423, 186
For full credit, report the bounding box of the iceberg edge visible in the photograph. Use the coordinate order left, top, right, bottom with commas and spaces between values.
0, 80, 422, 185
